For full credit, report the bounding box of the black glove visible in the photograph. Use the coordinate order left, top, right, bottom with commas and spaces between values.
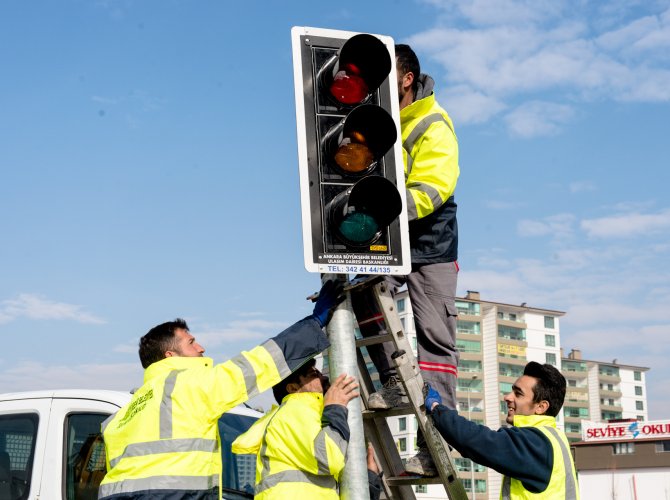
312, 279, 345, 327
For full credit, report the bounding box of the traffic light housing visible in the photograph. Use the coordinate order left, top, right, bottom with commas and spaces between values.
291, 27, 410, 275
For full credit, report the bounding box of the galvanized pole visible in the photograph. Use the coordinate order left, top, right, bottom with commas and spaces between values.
324, 274, 369, 500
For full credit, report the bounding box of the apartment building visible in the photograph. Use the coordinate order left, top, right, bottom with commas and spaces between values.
562, 349, 649, 442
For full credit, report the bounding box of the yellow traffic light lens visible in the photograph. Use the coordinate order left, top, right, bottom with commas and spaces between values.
334, 143, 374, 173
338, 212, 379, 243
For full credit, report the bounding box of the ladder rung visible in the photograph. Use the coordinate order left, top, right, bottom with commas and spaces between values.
355, 333, 394, 348
386, 475, 445, 486
362, 408, 415, 419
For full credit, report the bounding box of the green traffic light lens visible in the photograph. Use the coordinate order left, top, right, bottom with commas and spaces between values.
338, 212, 379, 243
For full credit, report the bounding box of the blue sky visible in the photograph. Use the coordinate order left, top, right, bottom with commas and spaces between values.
1, 0, 669, 419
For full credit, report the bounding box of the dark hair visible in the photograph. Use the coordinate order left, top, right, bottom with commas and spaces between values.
138, 318, 189, 369
272, 359, 317, 404
523, 361, 566, 417
395, 44, 420, 94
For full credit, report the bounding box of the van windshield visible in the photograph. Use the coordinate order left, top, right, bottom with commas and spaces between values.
218, 412, 258, 499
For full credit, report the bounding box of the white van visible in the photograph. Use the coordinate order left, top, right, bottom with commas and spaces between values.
0, 390, 261, 500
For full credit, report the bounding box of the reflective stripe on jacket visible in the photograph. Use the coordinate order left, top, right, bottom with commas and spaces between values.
501, 415, 579, 500
401, 76, 459, 263
231, 392, 348, 499
99, 317, 329, 500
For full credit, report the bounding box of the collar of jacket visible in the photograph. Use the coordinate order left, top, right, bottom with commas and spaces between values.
231, 392, 325, 455
400, 92, 436, 123
280, 391, 324, 406
143, 356, 214, 383
513, 414, 557, 429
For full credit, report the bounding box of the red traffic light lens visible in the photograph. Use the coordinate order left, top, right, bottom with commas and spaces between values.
329, 63, 369, 104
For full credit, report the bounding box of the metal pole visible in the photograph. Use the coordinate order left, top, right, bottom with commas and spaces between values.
468, 375, 478, 500
324, 274, 369, 500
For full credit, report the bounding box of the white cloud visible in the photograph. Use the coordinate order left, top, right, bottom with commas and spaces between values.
581, 208, 670, 238
408, 2, 670, 136
0, 294, 105, 325
0, 361, 141, 393
517, 213, 575, 237
484, 199, 526, 210
569, 181, 597, 193
505, 101, 575, 138
440, 86, 506, 125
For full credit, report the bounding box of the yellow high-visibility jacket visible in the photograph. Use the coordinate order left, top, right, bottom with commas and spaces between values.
501, 415, 580, 499
99, 316, 329, 500
401, 75, 459, 263
232, 392, 349, 499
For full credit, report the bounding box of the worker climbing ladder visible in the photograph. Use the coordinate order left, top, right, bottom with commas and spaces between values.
348, 276, 468, 500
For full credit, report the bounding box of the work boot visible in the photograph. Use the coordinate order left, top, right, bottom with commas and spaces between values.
367, 376, 409, 410
405, 447, 437, 476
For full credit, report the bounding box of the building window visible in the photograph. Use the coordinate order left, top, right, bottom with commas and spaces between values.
457, 320, 481, 335
498, 325, 526, 341
400, 317, 406, 331
456, 301, 480, 316
613, 442, 635, 455
398, 438, 407, 452
499, 382, 513, 395
456, 339, 481, 353
411, 337, 417, 350
545, 334, 555, 347
568, 379, 577, 387
398, 417, 406, 431
565, 407, 589, 418
397, 298, 405, 312
635, 386, 643, 396
544, 316, 555, 329
415, 485, 428, 493
599, 366, 620, 377
499, 363, 524, 378
636, 401, 644, 411
637, 415, 645, 421
634, 371, 642, 381
546, 352, 557, 366
656, 441, 670, 453
509, 313, 517, 321
459, 359, 482, 373
565, 423, 581, 434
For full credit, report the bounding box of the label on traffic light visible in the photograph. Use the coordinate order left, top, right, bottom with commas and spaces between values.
291, 27, 410, 275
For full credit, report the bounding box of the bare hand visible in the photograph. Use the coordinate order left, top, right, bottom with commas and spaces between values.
324, 373, 359, 407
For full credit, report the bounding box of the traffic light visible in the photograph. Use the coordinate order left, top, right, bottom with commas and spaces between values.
291, 27, 410, 275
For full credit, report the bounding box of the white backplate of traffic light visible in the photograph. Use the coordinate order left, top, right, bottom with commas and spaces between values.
291, 26, 411, 276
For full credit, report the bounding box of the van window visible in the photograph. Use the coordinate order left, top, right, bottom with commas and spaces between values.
218, 412, 260, 498
0, 413, 38, 500
64, 413, 109, 500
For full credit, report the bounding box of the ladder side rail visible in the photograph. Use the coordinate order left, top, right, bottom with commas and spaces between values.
372, 282, 469, 500
357, 335, 417, 499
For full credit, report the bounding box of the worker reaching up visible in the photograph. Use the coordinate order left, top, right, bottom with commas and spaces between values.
98, 280, 344, 500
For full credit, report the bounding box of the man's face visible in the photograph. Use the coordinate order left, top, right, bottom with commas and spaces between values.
503, 375, 546, 425
167, 328, 205, 358
297, 365, 329, 394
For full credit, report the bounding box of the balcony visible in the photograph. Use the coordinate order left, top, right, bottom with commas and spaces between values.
599, 373, 621, 383
600, 403, 623, 413
599, 389, 622, 398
